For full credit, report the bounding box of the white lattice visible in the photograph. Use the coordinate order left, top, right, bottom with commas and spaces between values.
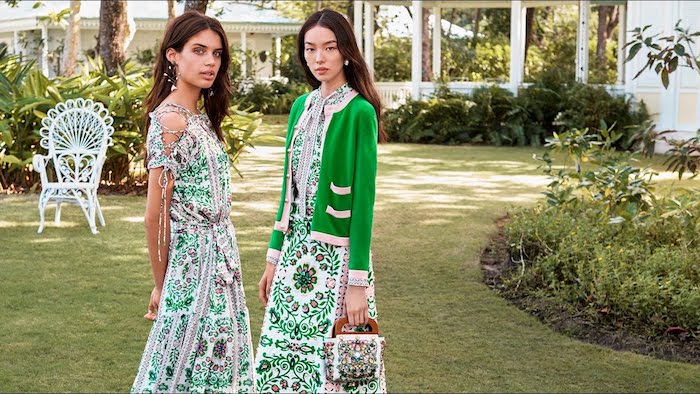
33, 98, 114, 234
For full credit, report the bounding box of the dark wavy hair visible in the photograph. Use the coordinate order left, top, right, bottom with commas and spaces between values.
297, 9, 386, 142
144, 11, 232, 141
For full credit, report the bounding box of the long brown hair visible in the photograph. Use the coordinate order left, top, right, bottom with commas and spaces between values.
297, 9, 387, 143
144, 11, 232, 141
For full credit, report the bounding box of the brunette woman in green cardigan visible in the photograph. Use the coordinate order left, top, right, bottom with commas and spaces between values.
253, 9, 387, 393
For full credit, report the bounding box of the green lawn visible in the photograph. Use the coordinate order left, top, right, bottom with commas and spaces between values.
1, 115, 700, 392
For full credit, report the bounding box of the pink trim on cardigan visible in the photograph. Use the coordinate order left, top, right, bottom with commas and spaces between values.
349, 270, 368, 280
266, 248, 281, 260
310, 230, 350, 247
330, 182, 351, 195
325, 205, 351, 219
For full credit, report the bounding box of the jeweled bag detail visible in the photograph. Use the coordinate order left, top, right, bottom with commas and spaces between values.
324, 317, 385, 383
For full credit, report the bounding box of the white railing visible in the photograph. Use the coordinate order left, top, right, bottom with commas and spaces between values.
375, 82, 413, 109
377, 81, 627, 108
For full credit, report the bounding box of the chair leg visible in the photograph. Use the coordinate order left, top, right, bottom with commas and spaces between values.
38, 190, 47, 234
87, 191, 98, 235
95, 194, 106, 227
73, 189, 96, 234
54, 202, 62, 225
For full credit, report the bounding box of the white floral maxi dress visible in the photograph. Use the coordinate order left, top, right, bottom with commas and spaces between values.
254, 85, 386, 393
132, 103, 255, 393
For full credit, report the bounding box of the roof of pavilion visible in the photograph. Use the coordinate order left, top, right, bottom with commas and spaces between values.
366, 0, 626, 8
0, 1, 303, 34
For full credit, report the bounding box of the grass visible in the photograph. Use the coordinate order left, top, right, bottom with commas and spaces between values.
1, 115, 700, 392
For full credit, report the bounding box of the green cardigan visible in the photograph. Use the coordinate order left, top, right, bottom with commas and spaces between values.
266, 90, 378, 278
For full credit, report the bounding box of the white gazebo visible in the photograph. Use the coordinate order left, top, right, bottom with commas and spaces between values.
0, 1, 302, 79
352, 0, 700, 151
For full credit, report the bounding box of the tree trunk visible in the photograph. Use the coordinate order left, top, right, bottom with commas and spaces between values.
167, 0, 176, 20
524, 8, 536, 63
184, 0, 208, 14
471, 8, 481, 48
62, 0, 80, 77
98, 0, 128, 76
422, 8, 431, 81
596, 5, 610, 69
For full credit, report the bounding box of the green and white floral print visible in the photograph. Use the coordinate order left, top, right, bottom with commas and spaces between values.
132, 103, 254, 393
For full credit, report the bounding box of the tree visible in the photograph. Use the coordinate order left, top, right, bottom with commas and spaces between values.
98, 0, 128, 76
168, 0, 176, 20
422, 8, 431, 81
184, 0, 208, 14
524, 8, 536, 62
62, 0, 80, 77
595, 5, 619, 69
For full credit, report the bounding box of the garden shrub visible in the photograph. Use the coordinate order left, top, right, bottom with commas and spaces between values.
383, 72, 649, 148
0, 55, 261, 191
503, 128, 700, 336
505, 203, 700, 335
235, 80, 310, 115
383, 95, 475, 144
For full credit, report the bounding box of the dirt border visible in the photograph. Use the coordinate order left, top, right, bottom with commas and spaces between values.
481, 215, 700, 364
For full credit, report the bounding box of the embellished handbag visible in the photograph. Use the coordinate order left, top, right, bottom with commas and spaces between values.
323, 317, 385, 383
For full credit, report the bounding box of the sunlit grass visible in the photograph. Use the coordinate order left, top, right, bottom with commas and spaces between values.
1, 116, 699, 391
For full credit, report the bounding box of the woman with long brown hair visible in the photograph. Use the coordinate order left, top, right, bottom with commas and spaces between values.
131, 11, 254, 392
255, 9, 387, 393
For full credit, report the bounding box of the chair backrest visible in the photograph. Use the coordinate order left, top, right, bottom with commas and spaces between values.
39, 98, 114, 186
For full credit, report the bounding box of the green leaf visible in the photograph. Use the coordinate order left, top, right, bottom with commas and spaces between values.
674, 44, 686, 56
1, 154, 22, 165
626, 43, 642, 62
661, 69, 670, 89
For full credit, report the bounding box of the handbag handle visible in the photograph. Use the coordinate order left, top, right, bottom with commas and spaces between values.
333, 317, 379, 337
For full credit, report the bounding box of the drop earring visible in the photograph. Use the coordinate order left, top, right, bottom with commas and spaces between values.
208, 88, 214, 97
164, 62, 178, 91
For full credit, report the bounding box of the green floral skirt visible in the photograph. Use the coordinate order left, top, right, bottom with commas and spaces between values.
131, 221, 255, 393
254, 207, 386, 393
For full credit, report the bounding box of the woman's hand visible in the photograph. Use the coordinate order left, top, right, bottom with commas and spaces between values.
345, 285, 369, 327
144, 286, 161, 321
258, 262, 276, 306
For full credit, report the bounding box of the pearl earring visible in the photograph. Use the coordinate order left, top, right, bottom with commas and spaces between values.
344, 59, 349, 66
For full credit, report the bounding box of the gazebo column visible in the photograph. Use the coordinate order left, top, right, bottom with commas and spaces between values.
354, 0, 363, 53
13, 30, 20, 55
41, 24, 49, 77
240, 31, 247, 77
616, 3, 626, 86
432, 5, 441, 81
411, 0, 423, 99
509, 0, 525, 95
364, 1, 375, 74
274, 35, 281, 77
576, 0, 590, 83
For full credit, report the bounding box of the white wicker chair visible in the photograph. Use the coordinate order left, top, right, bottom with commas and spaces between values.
32, 98, 114, 234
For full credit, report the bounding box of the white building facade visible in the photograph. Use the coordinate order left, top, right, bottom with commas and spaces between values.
354, 0, 699, 151
0, 1, 302, 79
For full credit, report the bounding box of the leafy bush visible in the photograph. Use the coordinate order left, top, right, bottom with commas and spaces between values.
383, 94, 474, 144
235, 80, 310, 115
0, 55, 261, 191
505, 202, 700, 335
383, 75, 649, 148
503, 127, 700, 336
555, 84, 649, 149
